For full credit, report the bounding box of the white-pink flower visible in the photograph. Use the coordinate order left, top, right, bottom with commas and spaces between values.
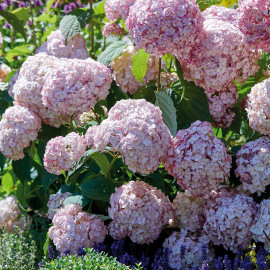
108, 181, 172, 244
105, 0, 136, 21
44, 132, 86, 175
126, 0, 203, 58
85, 99, 172, 174
163, 121, 232, 198
0, 105, 41, 160
202, 5, 238, 23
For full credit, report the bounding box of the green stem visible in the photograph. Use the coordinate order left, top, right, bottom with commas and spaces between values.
29, 0, 37, 50
157, 58, 162, 91
107, 153, 120, 181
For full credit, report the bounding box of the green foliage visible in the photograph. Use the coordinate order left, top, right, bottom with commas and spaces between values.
132, 49, 150, 83
0, 229, 38, 270
41, 248, 142, 270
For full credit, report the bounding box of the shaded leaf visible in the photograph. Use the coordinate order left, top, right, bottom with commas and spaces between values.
63, 194, 90, 207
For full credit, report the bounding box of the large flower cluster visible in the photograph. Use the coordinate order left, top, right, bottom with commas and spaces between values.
111, 46, 160, 94
246, 78, 270, 136
13, 53, 112, 127
48, 204, 107, 254
126, 0, 203, 58
0, 105, 41, 160
105, 0, 136, 21
108, 181, 172, 244
250, 199, 270, 252
36, 30, 89, 59
44, 132, 86, 175
163, 230, 214, 270
163, 121, 231, 197
86, 99, 172, 174
238, 0, 270, 52
0, 64, 11, 82
204, 193, 257, 251
47, 192, 72, 219
202, 5, 238, 23
102, 22, 124, 37
172, 191, 207, 232
235, 137, 270, 195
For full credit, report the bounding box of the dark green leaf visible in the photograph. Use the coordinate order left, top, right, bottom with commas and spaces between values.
63, 194, 90, 207
235, 77, 256, 103
155, 91, 177, 137
133, 81, 156, 103
98, 41, 127, 66
90, 152, 111, 176
12, 8, 29, 21
132, 49, 150, 83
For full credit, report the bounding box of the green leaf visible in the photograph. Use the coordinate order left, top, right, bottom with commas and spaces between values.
98, 41, 127, 66
0, 57, 9, 66
0, 10, 26, 39
43, 233, 50, 259
59, 9, 93, 42
132, 49, 150, 83
63, 194, 90, 207
36, 14, 57, 24
155, 91, 177, 137
133, 81, 156, 103
2, 171, 18, 194
80, 176, 117, 202
28, 141, 42, 167
90, 152, 111, 176
46, 0, 55, 12
235, 77, 256, 103
12, 8, 29, 21
93, 0, 105, 15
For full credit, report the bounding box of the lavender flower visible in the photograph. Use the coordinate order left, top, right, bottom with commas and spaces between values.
47, 245, 56, 260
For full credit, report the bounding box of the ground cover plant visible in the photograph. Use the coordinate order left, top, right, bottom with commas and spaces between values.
0, 0, 270, 269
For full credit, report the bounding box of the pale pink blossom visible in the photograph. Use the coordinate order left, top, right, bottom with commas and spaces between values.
202, 5, 238, 23
102, 23, 124, 37
105, 0, 136, 21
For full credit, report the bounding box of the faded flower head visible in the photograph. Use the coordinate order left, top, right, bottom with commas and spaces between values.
44, 132, 86, 175
0, 105, 41, 160
163, 121, 232, 198
102, 22, 124, 37
0, 64, 11, 82
85, 99, 172, 174
108, 180, 172, 244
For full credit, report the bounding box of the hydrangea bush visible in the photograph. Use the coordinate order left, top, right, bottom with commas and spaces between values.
0, 0, 270, 269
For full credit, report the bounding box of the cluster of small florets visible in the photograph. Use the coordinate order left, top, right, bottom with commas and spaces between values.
44, 132, 86, 175
36, 30, 89, 59
172, 191, 207, 232
108, 181, 172, 244
0, 105, 41, 160
238, 0, 270, 52
246, 78, 270, 136
202, 5, 238, 23
13, 53, 112, 127
250, 199, 270, 252
126, 0, 203, 58
111, 46, 160, 94
163, 230, 214, 270
86, 99, 172, 174
105, 0, 136, 21
0, 64, 11, 82
47, 192, 72, 219
8, 69, 20, 98
48, 204, 107, 254
102, 22, 124, 37
235, 137, 270, 195
203, 193, 257, 251
163, 121, 231, 198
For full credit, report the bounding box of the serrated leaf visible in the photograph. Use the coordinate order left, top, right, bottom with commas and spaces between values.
98, 41, 127, 66
155, 92, 177, 137
90, 152, 111, 176
0, 10, 26, 39
12, 8, 29, 21
63, 194, 90, 207
132, 49, 150, 83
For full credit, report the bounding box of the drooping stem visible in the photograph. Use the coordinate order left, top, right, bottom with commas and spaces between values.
89, 0, 94, 57
29, 0, 37, 50
157, 58, 162, 91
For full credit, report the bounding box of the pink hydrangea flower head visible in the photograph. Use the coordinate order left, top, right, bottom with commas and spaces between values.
0, 64, 12, 82
5, 216, 32, 233
206, 84, 238, 127
163, 230, 214, 269
111, 46, 160, 94
180, 18, 261, 92
44, 132, 86, 175
108, 181, 173, 244
172, 191, 207, 232
238, 0, 270, 52
163, 121, 232, 198
0, 196, 21, 228
8, 69, 20, 98
126, 0, 203, 58
203, 193, 257, 251
102, 23, 124, 37
250, 199, 270, 252
47, 192, 72, 219
202, 5, 238, 23
48, 204, 107, 254
0, 105, 41, 160
85, 99, 172, 174
246, 78, 270, 135
235, 137, 270, 195
105, 0, 136, 21
41, 57, 112, 127
36, 30, 89, 59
